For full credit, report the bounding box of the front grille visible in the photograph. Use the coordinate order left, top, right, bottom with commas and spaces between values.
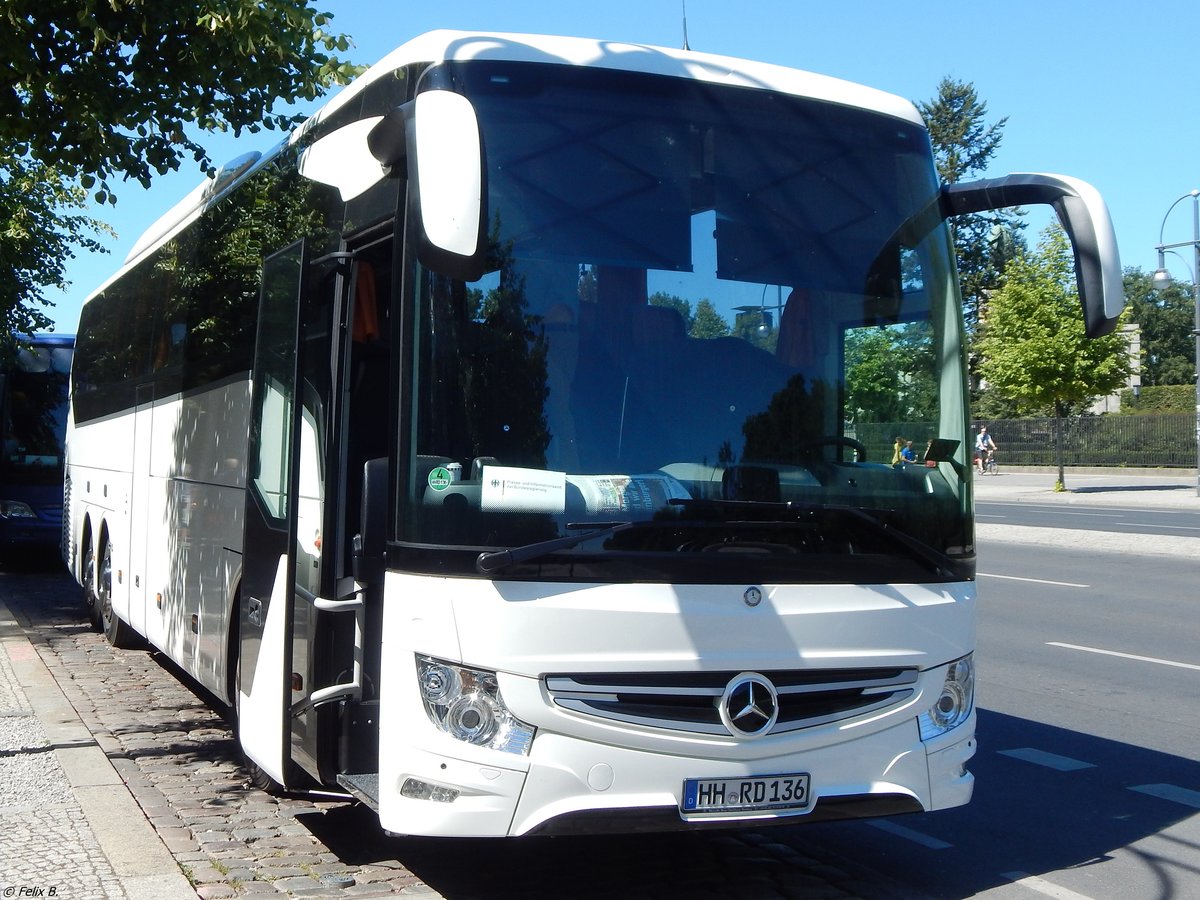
545, 667, 918, 736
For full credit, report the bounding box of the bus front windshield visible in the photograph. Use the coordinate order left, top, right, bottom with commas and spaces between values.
401, 60, 972, 582
1, 344, 73, 485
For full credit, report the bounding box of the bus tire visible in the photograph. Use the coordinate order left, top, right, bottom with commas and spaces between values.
97, 534, 139, 649
81, 536, 102, 632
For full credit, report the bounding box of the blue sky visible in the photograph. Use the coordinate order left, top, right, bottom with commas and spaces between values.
43, 0, 1200, 331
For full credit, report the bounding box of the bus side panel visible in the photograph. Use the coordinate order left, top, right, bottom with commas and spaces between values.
142, 470, 171, 651
129, 401, 153, 636
142, 382, 249, 697
66, 416, 134, 625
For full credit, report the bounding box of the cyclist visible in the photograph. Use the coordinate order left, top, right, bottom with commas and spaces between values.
975, 424, 998, 475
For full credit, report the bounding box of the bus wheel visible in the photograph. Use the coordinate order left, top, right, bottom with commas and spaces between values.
81, 540, 102, 632
98, 537, 139, 649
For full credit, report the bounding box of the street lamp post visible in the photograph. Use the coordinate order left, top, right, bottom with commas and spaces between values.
1152, 189, 1200, 497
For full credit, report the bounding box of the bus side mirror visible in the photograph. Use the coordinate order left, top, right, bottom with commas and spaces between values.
299, 119, 387, 201
941, 173, 1124, 338
370, 92, 488, 282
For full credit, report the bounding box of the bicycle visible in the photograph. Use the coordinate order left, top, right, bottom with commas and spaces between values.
979, 449, 997, 476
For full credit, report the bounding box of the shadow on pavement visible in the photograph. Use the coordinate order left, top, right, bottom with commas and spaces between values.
295, 706, 1200, 899
813, 707, 1200, 897
1069, 484, 1193, 495
296, 805, 889, 900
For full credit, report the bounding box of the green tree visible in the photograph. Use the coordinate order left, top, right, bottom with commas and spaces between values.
648, 293, 733, 339
977, 226, 1132, 487
1123, 267, 1195, 386
0, 2, 359, 349
919, 78, 1007, 187
845, 322, 937, 424
917, 78, 1024, 367
649, 291, 695, 331
690, 299, 731, 339
845, 328, 902, 423
0, 155, 112, 340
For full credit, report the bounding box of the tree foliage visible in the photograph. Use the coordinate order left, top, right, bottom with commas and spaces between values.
844, 322, 937, 424
978, 227, 1131, 416
0, 2, 359, 350
1122, 267, 1195, 386
649, 292, 732, 339
918, 78, 1006, 186
917, 78, 1024, 339
691, 299, 732, 339
0, 2, 359, 198
977, 226, 1132, 485
0, 154, 113, 338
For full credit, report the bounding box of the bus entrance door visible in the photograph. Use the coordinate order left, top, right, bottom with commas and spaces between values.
238, 240, 307, 787
239, 238, 365, 791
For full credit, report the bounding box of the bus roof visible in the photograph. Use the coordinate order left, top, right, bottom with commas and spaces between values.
15, 333, 75, 347
101, 30, 924, 301
313, 30, 922, 131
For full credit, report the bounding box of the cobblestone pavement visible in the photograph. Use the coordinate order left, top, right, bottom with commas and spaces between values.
3, 567, 434, 899
1, 638, 127, 899
2, 564, 911, 900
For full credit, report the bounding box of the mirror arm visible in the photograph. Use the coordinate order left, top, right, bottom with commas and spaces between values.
367, 104, 411, 173
941, 174, 1124, 338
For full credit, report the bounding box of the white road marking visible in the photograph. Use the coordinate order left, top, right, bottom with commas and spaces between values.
866, 818, 952, 849
1129, 783, 1200, 809
1047, 642, 1200, 672
1002, 871, 1096, 899
1121, 522, 1200, 531
979, 573, 1089, 588
998, 748, 1095, 772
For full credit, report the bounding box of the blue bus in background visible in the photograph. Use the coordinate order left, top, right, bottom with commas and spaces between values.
0, 333, 74, 560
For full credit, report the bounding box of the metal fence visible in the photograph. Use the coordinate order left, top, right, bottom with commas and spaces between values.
857, 414, 1196, 468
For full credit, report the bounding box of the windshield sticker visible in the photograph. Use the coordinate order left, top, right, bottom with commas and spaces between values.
480, 466, 566, 514
427, 466, 454, 492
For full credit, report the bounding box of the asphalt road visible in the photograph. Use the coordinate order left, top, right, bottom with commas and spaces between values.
977, 500, 1200, 538
809, 535, 1200, 900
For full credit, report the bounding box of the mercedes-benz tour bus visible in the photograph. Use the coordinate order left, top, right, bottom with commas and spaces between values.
64, 31, 1123, 837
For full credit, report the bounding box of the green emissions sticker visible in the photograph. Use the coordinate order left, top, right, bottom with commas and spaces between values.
428, 466, 453, 492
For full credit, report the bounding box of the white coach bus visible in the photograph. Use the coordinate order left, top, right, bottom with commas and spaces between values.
64, 30, 1123, 837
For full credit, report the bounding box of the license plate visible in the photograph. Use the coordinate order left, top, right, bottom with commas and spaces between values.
682, 772, 811, 813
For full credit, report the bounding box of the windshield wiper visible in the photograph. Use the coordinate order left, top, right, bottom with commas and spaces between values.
476, 522, 635, 575
835, 505, 959, 578
669, 498, 958, 578
476, 502, 961, 578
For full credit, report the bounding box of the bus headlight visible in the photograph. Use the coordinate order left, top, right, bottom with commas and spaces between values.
918, 654, 974, 741
0, 501, 37, 519
416, 656, 535, 755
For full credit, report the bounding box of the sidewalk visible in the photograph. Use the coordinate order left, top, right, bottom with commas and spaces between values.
972, 467, 1198, 558
0, 593, 196, 900
971, 467, 1198, 508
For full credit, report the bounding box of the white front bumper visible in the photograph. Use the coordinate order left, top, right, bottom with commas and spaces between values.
376, 710, 975, 837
